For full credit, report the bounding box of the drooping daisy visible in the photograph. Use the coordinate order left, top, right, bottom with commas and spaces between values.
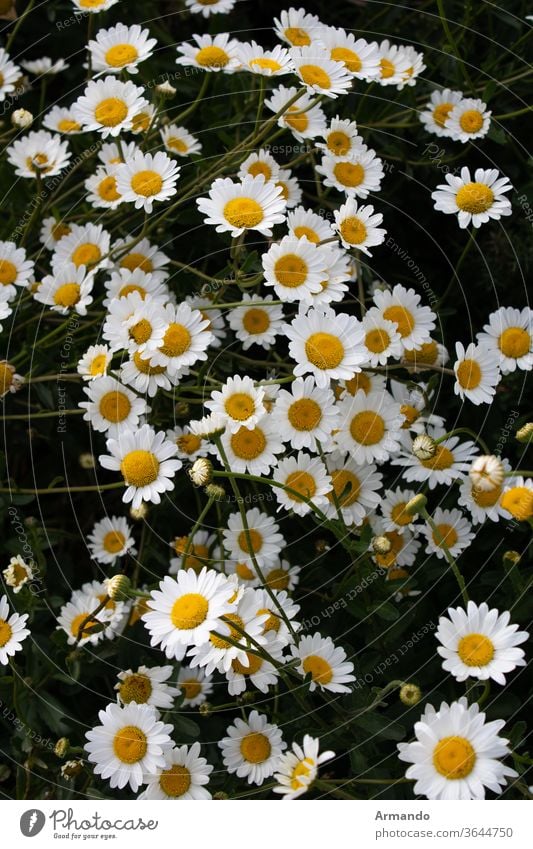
197, 174, 286, 238
373, 284, 436, 351
447, 98, 491, 143
116, 665, 179, 709
264, 84, 327, 141
56, 590, 113, 647
477, 306, 533, 374
227, 294, 285, 351
274, 735, 335, 799
273, 8, 322, 48
319, 28, 381, 81
89, 23, 157, 75
317, 149, 385, 198
177, 665, 213, 707
219, 710, 286, 785
499, 476, 533, 522
72, 76, 148, 137
186, 0, 236, 17
166, 426, 212, 463
52, 222, 111, 274
291, 46, 353, 98
0, 241, 34, 298
436, 601, 528, 686
21, 56, 68, 75
206, 375, 266, 433
0, 595, 30, 664
7, 130, 71, 178
393, 433, 478, 489
335, 389, 403, 464
272, 376, 339, 451
223, 507, 285, 571
43, 106, 83, 135
273, 452, 332, 516
274, 169, 302, 209
397, 697, 517, 800
333, 199, 386, 255
138, 743, 213, 800
176, 33, 241, 73
422, 507, 474, 560
380, 487, 421, 532
115, 151, 180, 214
237, 41, 294, 76
160, 124, 202, 157
81, 579, 130, 641
99, 424, 182, 509
219, 416, 285, 475
285, 305, 366, 388
360, 307, 403, 366
142, 568, 233, 657
323, 452, 382, 524
431, 166, 512, 229
85, 166, 123, 209
453, 341, 500, 404
0, 48, 20, 102
262, 235, 329, 302
88, 515, 136, 564
286, 206, 335, 244
398, 45, 426, 89
291, 633, 355, 693
35, 264, 94, 316
3, 556, 34, 594
419, 88, 463, 137
376, 40, 413, 87
85, 702, 173, 793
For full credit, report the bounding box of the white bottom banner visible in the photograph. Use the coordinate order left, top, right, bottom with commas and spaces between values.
2, 800, 531, 848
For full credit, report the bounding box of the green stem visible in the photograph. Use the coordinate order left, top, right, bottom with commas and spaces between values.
420, 506, 469, 605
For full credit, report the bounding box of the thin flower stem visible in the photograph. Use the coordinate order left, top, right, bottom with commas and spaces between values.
0, 482, 124, 495
420, 506, 469, 605
180, 496, 215, 569
435, 427, 489, 454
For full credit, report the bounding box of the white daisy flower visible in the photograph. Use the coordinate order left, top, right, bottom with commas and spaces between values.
85, 702, 173, 793
389, 379, 443, 441
85, 165, 123, 209
264, 84, 327, 141
177, 666, 213, 707
335, 389, 403, 464
142, 568, 233, 657
263, 559, 301, 593
459, 465, 513, 525
316, 115, 364, 159
286, 205, 335, 243
262, 235, 329, 303
453, 341, 500, 405
251, 587, 300, 649
103, 268, 168, 307
130, 102, 156, 135
99, 423, 182, 509
166, 426, 213, 462
56, 590, 113, 648
72, 0, 119, 12
160, 124, 202, 157
206, 374, 266, 433
120, 351, 174, 397
184, 295, 226, 349
52, 222, 111, 274
7, 130, 71, 179
89, 23, 157, 75
398, 45, 426, 89
431, 166, 512, 229
360, 307, 403, 366
2, 556, 34, 594
176, 33, 241, 73
500, 476, 533, 523
403, 338, 449, 371
397, 697, 517, 800
0, 360, 24, 397
275, 169, 302, 209
138, 742, 213, 800
372, 283, 436, 351
380, 487, 421, 532
273, 451, 332, 516
290, 46, 353, 98
423, 507, 474, 559
39, 217, 72, 251
272, 375, 338, 451
0, 290, 12, 332
226, 644, 282, 697
116, 151, 180, 213
98, 140, 139, 167
317, 148, 385, 198
116, 665, 179, 709
0, 241, 34, 299
237, 41, 294, 76
447, 97, 491, 143
186, 0, 236, 16
223, 507, 285, 571
237, 149, 281, 184
370, 518, 421, 570
419, 88, 463, 137
323, 452, 382, 524
72, 76, 148, 137
219, 710, 286, 785
334, 198, 386, 255
393, 433, 478, 490
197, 174, 286, 238
169, 530, 218, 576
291, 633, 355, 693
21, 56, 68, 75
87, 515, 136, 564
0, 595, 30, 664
273, 8, 322, 48
285, 305, 366, 388
81, 579, 130, 641
81, 375, 148, 442
0, 48, 20, 102
376, 40, 413, 86
477, 306, 533, 374
43, 106, 83, 135
112, 236, 170, 280
274, 735, 335, 799
218, 416, 285, 475
436, 601, 528, 685
320, 27, 380, 81
336, 370, 386, 400
228, 293, 285, 350
149, 301, 213, 373
102, 291, 167, 354
35, 263, 94, 316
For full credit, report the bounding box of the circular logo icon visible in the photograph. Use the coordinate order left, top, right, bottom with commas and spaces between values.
20, 810, 46, 838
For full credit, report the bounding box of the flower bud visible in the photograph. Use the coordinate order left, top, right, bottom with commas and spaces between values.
412, 434, 436, 461
372, 535, 392, 555
204, 483, 226, 501
189, 457, 213, 487
54, 738, 70, 758
405, 493, 427, 516
399, 683, 422, 706
213, 791, 229, 800
11, 108, 33, 129
199, 702, 212, 717
79, 452, 95, 469
516, 423, 533, 444
156, 80, 177, 98
130, 503, 148, 521
502, 550, 521, 568
107, 574, 132, 601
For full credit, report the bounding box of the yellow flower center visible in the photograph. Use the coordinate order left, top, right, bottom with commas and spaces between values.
284, 470, 317, 502
103, 529, 126, 553
380, 58, 395, 79
247, 161, 272, 180
293, 225, 319, 243
95, 97, 128, 127
299, 64, 331, 89
119, 673, 153, 704
209, 613, 244, 649
400, 404, 420, 429
258, 607, 280, 634
350, 410, 385, 445
0, 259, 18, 286
0, 619, 13, 647
159, 323, 191, 357
72, 242, 101, 268
340, 216, 367, 245
232, 652, 263, 675
52, 222, 71, 241
432, 102, 453, 128
421, 445, 454, 470
456, 358, 482, 390
383, 305, 415, 338
195, 46, 230, 68
326, 130, 352, 156
69, 611, 96, 639
274, 254, 308, 288
237, 528, 262, 554
99, 390, 131, 423
305, 332, 344, 370
159, 765, 191, 798
498, 327, 530, 358
166, 136, 188, 153
330, 46, 361, 73
132, 351, 166, 375
230, 426, 266, 460
26, 153, 51, 173
120, 449, 160, 487
343, 373, 371, 395
119, 284, 145, 299
302, 654, 333, 685
265, 567, 289, 590
224, 197, 264, 229
79, 0, 107, 6
287, 397, 322, 431
365, 328, 390, 354
171, 593, 209, 630
57, 118, 81, 133
225, 392, 255, 421
404, 340, 438, 366
333, 161, 364, 188
113, 726, 147, 764
181, 678, 202, 701
0, 362, 14, 395
391, 501, 411, 526
176, 433, 202, 455
455, 182, 494, 214
132, 111, 151, 133
54, 283, 81, 308
457, 633, 495, 666
471, 484, 501, 507
328, 469, 360, 507
250, 57, 282, 72
120, 252, 152, 273
236, 562, 255, 581
131, 170, 163, 198
433, 736, 476, 779
285, 107, 308, 133
290, 758, 314, 790
432, 522, 458, 549
500, 487, 533, 521
240, 732, 271, 763
129, 318, 152, 345
284, 27, 310, 46
105, 43, 139, 68
98, 175, 120, 202
459, 109, 484, 134
242, 307, 270, 334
